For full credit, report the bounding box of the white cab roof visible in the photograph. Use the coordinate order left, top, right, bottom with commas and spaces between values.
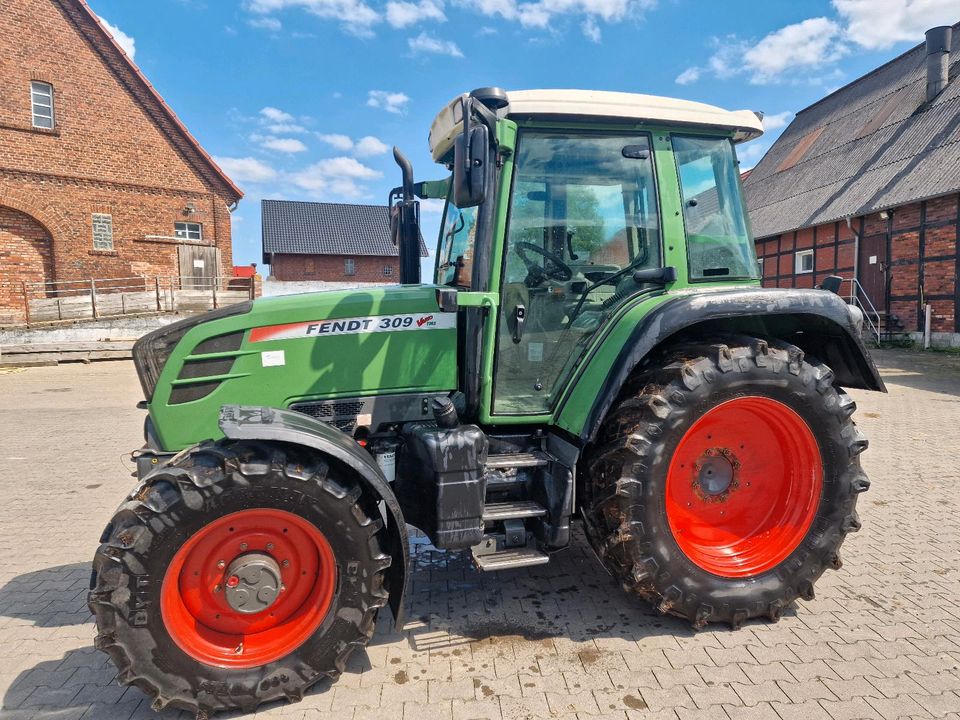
428, 89, 764, 162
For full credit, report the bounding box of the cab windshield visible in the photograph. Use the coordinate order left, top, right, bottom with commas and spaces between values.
673, 135, 758, 280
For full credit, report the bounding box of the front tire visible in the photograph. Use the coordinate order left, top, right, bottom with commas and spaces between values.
582, 336, 870, 629
89, 440, 391, 716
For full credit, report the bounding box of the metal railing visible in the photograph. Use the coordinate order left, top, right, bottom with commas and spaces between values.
3, 275, 255, 326
840, 278, 882, 345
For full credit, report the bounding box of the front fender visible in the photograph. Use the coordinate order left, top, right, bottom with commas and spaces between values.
556, 287, 885, 444
218, 404, 408, 627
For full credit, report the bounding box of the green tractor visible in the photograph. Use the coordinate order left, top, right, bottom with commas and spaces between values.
89, 88, 883, 716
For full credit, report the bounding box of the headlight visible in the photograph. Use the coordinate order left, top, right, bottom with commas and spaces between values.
133, 302, 252, 401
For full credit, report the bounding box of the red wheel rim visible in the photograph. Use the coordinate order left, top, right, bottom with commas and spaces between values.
665, 397, 822, 578
160, 508, 337, 668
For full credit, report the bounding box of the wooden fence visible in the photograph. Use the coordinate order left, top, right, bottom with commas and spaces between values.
4, 275, 255, 326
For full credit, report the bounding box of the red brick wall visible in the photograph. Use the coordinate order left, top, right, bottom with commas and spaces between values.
270, 254, 399, 283
755, 194, 960, 334
0, 0, 238, 321
0, 206, 54, 322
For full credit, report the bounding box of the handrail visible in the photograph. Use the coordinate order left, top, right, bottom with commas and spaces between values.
839, 278, 881, 345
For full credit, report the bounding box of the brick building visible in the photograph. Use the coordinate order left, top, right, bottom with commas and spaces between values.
0, 0, 242, 323
745, 24, 960, 342
262, 200, 427, 283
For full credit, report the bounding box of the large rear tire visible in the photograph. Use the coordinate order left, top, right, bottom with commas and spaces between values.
89, 440, 391, 716
582, 336, 870, 629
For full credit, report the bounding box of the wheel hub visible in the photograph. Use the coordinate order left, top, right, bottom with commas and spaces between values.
224, 553, 282, 614
694, 449, 740, 500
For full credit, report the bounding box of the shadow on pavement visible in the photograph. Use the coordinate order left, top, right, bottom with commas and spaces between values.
0, 562, 92, 627
872, 348, 960, 397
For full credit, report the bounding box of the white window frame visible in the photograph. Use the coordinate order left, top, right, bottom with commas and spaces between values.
31, 81, 55, 129
795, 249, 814, 274
92, 213, 114, 251
344, 258, 356, 276
174, 221, 203, 242
757, 257, 764, 276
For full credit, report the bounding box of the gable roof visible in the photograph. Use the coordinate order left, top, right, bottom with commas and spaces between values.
744, 22, 960, 239
261, 200, 430, 264
64, 0, 243, 202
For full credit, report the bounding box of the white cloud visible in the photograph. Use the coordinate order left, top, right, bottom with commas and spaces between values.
833, 0, 958, 50
317, 133, 389, 156
318, 133, 356, 151
465, 0, 655, 30
260, 106, 296, 123
744, 17, 847, 83
244, 0, 380, 36
291, 156, 382, 199
737, 140, 771, 170
367, 90, 411, 114
248, 16, 282, 30
259, 136, 308, 153
761, 111, 794, 131
582, 16, 601, 42
386, 0, 446, 27
213, 156, 278, 183
408, 32, 463, 57
675, 66, 700, 85
354, 135, 389, 156
99, 17, 136, 59
267, 122, 307, 133
693, 18, 847, 85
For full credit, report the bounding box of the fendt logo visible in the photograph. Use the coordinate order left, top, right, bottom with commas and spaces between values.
249, 312, 456, 343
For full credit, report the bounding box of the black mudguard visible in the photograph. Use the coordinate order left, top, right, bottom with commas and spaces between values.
574, 287, 886, 444
218, 404, 409, 626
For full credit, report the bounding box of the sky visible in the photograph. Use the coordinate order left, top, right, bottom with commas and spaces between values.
86, 0, 959, 272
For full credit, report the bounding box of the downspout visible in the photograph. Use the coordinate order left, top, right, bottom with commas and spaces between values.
845, 216, 859, 303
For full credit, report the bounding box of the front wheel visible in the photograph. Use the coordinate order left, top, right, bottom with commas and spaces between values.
89, 440, 391, 716
582, 336, 870, 629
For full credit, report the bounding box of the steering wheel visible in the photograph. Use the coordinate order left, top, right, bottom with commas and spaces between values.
515, 241, 573, 286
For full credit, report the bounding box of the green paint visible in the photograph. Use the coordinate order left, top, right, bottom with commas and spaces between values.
145, 109, 762, 452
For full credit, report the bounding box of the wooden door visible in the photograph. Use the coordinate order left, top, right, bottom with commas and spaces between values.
857, 232, 887, 311
178, 245, 220, 289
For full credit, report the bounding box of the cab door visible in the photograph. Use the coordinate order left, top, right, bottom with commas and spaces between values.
489, 130, 662, 417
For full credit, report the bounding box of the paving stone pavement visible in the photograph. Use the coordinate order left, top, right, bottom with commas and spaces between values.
0, 349, 958, 720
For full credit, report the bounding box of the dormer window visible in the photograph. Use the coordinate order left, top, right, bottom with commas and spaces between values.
31, 81, 55, 129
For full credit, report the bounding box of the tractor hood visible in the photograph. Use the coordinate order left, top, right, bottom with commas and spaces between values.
137, 284, 458, 451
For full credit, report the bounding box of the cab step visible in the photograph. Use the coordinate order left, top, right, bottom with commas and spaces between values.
485, 452, 549, 470
483, 500, 547, 521
472, 545, 550, 571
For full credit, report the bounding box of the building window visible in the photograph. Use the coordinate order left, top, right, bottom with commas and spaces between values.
174, 222, 203, 242
344, 258, 356, 276
383, 265, 393, 277
795, 249, 814, 274
304, 258, 316, 274
92, 213, 114, 250
757, 258, 764, 276
31, 81, 55, 129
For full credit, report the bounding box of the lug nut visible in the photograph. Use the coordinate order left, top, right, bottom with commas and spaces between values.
281, 559, 290, 567
217, 560, 225, 569
214, 584, 222, 593
239, 542, 248, 551
226, 575, 240, 588
266, 543, 274, 551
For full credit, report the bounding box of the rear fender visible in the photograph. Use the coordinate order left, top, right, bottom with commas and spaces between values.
565, 288, 886, 445
218, 405, 408, 627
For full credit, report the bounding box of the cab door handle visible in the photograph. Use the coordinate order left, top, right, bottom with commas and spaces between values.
511, 304, 526, 344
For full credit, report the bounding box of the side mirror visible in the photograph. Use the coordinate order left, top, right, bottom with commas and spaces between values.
633, 266, 678, 285
452, 123, 489, 208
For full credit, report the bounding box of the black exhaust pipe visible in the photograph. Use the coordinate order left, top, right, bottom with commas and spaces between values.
390, 147, 421, 285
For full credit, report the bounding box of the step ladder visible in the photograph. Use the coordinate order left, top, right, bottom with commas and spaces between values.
471, 451, 551, 571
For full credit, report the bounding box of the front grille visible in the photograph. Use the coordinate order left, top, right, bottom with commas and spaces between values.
169, 330, 246, 405
289, 400, 365, 432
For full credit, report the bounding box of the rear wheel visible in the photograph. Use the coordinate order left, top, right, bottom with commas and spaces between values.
582, 337, 870, 628
89, 440, 391, 716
